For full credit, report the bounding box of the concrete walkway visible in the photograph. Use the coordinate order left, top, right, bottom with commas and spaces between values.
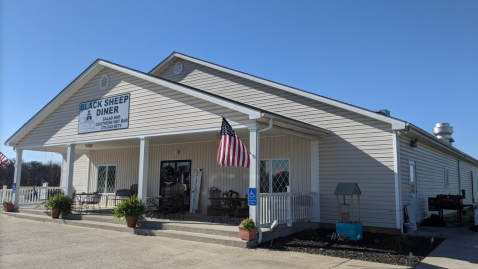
414, 226, 478, 269
0, 214, 409, 269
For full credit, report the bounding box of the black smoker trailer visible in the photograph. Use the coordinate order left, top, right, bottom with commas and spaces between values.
428, 190, 471, 226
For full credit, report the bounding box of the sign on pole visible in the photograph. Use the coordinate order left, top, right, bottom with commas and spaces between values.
248, 188, 257, 206
12, 183, 16, 194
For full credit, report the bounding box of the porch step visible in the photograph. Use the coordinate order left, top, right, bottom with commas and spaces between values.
18, 208, 240, 238
1, 211, 254, 248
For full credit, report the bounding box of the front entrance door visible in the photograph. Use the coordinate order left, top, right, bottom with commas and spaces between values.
408, 160, 418, 231
160, 160, 191, 206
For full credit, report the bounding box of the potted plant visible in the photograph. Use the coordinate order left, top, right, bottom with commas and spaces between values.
238, 218, 258, 241
3, 200, 14, 212
112, 195, 148, 228
46, 194, 72, 219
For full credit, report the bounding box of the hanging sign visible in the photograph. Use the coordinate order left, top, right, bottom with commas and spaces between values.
78, 93, 130, 134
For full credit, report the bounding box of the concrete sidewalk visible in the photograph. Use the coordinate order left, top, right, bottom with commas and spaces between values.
414, 226, 478, 269
0, 214, 409, 269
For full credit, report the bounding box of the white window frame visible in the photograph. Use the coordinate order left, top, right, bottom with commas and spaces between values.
260, 157, 291, 193
97, 164, 117, 194
444, 167, 449, 188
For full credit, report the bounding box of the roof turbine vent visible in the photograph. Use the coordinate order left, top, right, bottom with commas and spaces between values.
433, 123, 454, 145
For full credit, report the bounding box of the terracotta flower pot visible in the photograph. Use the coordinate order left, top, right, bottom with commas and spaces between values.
51, 208, 60, 219
126, 216, 138, 228
238, 226, 258, 241
3, 204, 14, 212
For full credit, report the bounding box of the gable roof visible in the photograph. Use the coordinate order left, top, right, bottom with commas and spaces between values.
149, 52, 478, 166
149, 52, 408, 130
5, 59, 330, 147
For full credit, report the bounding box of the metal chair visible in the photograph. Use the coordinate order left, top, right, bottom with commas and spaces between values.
161, 194, 185, 220
84, 193, 102, 214
130, 184, 138, 197
208, 188, 229, 223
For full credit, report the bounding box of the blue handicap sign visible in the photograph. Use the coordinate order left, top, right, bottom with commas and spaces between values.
248, 188, 257, 206
12, 183, 16, 194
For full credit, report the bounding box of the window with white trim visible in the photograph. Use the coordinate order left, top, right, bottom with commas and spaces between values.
97, 165, 117, 193
444, 167, 449, 188
260, 159, 290, 193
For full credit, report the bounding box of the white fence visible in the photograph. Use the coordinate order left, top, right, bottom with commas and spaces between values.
0, 185, 64, 205
259, 191, 318, 226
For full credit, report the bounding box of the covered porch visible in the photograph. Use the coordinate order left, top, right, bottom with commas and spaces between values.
10, 116, 328, 228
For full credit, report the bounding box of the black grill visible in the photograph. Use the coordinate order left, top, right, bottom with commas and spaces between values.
428, 192, 468, 226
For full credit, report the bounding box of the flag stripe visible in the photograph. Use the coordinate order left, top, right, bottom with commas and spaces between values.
216, 118, 250, 168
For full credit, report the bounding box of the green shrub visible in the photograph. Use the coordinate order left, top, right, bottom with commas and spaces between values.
46, 194, 72, 217
239, 218, 256, 231
112, 196, 148, 221
3, 200, 14, 206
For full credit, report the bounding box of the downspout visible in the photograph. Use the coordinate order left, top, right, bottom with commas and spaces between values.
458, 159, 461, 196
256, 118, 273, 245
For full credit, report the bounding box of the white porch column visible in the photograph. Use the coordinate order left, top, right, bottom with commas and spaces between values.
65, 144, 75, 198
12, 149, 23, 210
138, 137, 150, 203
248, 126, 260, 225
84, 153, 91, 193
310, 140, 320, 222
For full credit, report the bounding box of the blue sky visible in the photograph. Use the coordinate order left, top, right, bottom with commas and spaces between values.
1, 0, 477, 163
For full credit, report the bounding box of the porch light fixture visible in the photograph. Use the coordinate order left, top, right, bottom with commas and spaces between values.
174, 149, 180, 155
410, 139, 418, 148
85, 144, 93, 148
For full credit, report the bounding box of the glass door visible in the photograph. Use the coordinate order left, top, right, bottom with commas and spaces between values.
160, 160, 191, 206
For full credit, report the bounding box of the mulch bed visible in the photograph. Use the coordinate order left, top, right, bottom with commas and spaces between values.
256, 229, 445, 267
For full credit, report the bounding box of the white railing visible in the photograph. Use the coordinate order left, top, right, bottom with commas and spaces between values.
0, 186, 63, 205
259, 191, 318, 226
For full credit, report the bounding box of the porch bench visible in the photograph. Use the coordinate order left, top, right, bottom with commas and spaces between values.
111, 189, 131, 206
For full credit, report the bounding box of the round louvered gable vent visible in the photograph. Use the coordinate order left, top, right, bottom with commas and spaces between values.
174, 62, 183, 74
100, 74, 110, 90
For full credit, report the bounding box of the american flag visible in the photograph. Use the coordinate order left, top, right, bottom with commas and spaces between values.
0, 151, 10, 167
216, 117, 250, 168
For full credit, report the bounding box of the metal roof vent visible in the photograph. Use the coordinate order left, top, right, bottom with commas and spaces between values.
100, 74, 110, 90
174, 62, 183, 74
433, 123, 454, 145
374, 109, 390, 117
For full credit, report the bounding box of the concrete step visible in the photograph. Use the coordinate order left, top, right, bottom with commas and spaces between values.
1, 211, 254, 248
19, 208, 240, 238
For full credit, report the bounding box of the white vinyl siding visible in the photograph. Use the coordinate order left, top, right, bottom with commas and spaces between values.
61, 153, 87, 192
158, 59, 397, 229
87, 135, 310, 213
16, 67, 250, 148
399, 136, 462, 223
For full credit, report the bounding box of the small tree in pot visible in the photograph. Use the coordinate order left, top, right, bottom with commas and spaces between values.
238, 218, 258, 241
3, 201, 14, 212
46, 194, 72, 218
112, 196, 148, 228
